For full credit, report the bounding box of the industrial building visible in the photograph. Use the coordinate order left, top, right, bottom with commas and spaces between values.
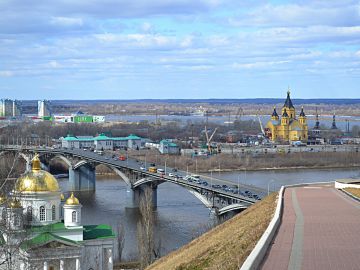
159, 139, 180, 154
38, 100, 52, 118
54, 111, 105, 123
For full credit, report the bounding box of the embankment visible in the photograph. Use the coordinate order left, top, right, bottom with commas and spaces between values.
146, 192, 277, 270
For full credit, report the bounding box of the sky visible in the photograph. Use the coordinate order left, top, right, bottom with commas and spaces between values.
0, 0, 360, 100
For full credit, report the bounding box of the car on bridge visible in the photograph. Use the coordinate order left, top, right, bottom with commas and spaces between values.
148, 167, 157, 173
157, 168, 165, 175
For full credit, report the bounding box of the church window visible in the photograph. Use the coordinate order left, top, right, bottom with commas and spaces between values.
52, 205, 56, 221
40, 206, 45, 221
72, 211, 77, 222
14, 215, 20, 226
27, 206, 32, 221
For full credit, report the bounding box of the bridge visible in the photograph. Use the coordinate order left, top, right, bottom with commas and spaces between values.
0, 145, 266, 217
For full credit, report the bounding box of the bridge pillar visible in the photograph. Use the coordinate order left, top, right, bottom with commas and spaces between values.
69, 164, 96, 191
209, 208, 219, 225
126, 184, 158, 210
126, 187, 141, 209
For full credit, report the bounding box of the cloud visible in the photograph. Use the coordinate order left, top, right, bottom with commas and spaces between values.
232, 60, 291, 70
50, 17, 84, 27
0, 71, 14, 77
228, 2, 360, 27
0, 1, 359, 98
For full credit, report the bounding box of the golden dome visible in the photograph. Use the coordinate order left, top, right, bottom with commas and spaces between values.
60, 193, 65, 201
65, 192, 80, 205
15, 154, 60, 193
0, 194, 7, 205
8, 198, 22, 208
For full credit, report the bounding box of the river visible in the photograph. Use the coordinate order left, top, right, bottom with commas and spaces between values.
106, 114, 360, 131
57, 167, 360, 261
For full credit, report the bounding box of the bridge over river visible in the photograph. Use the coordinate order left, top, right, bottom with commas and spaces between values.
0, 145, 266, 217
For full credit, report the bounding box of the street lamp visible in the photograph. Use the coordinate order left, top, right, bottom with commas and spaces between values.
268, 179, 275, 196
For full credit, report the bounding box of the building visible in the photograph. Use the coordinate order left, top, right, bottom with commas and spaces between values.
265, 91, 308, 143
0, 155, 114, 270
61, 133, 143, 150
12, 100, 22, 117
38, 100, 52, 118
159, 139, 180, 154
0, 99, 13, 117
53, 112, 105, 123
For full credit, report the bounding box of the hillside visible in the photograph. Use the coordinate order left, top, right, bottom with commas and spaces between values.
146, 193, 277, 270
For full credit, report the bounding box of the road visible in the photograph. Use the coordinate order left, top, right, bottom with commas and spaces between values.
261, 184, 360, 270
68, 148, 265, 202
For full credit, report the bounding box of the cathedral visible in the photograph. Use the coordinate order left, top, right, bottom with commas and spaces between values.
265, 91, 308, 143
0, 154, 115, 270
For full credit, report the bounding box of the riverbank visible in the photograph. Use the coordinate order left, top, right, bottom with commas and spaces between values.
146, 192, 277, 270
128, 150, 360, 173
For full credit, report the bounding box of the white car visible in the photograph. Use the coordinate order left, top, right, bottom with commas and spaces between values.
140, 166, 146, 170
168, 173, 175, 177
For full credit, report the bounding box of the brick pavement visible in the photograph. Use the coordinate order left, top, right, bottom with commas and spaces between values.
261, 186, 360, 270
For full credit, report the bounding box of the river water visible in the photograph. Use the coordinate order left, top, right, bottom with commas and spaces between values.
58, 167, 360, 260
106, 114, 360, 131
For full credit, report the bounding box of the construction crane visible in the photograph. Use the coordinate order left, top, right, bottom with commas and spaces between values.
257, 111, 265, 136
204, 126, 218, 153
235, 107, 244, 121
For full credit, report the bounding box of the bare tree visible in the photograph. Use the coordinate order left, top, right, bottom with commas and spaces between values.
0, 150, 31, 270
116, 222, 125, 262
137, 186, 154, 269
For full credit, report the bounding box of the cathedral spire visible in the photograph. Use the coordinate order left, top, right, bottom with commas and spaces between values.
331, 111, 337, 129
299, 106, 305, 117
283, 88, 294, 109
272, 106, 278, 117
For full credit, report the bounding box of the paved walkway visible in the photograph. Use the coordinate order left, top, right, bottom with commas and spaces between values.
261, 185, 360, 270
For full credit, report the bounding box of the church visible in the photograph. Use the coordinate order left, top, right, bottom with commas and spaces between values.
265, 91, 308, 143
0, 154, 115, 270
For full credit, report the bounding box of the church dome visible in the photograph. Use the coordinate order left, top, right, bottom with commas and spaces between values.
8, 198, 22, 208
0, 194, 7, 205
14, 154, 60, 193
65, 192, 80, 205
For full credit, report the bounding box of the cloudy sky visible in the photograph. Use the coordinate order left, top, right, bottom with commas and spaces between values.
0, 0, 360, 99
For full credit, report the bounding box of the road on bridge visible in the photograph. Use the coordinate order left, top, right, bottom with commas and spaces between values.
261, 184, 360, 270
0, 146, 266, 204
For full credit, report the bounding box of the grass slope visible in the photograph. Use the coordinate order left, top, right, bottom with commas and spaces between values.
344, 188, 360, 198
147, 193, 277, 270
